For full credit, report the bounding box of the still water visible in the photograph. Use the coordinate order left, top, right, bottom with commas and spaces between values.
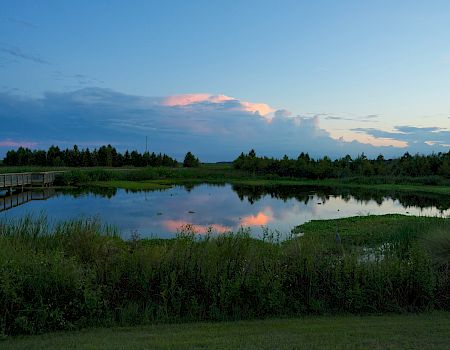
1, 184, 449, 238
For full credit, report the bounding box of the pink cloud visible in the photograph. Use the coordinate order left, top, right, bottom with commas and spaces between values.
162, 94, 216, 106
0, 139, 37, 148
162, 219, 231, 234
240, 101, 274, 116
162, 93, 274, 116
240, 207, 274, 226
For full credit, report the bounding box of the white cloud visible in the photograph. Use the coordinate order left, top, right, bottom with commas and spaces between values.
0, 87, 447, 161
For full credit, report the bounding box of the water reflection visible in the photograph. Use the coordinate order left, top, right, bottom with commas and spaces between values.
1, 183, 448, 238
0, 188, 56, 212
231, 184, 450, 211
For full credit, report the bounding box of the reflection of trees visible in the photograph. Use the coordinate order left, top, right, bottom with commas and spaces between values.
58, 186, 118, 199
181, 182, 227, 192
232, 184, 324, 205
56, 183, 450, 212
58, 183, 229, 198
231, 184, 450, 211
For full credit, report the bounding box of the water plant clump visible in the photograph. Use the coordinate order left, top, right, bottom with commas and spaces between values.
0, 214, 449, 336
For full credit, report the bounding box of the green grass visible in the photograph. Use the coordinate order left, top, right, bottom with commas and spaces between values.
92, 180, 172, 191
3, 312, 450, 350
292, 214, 450, 244
86, 177, 450, 196
2, 165, 450, 195
227, 178, 450, 195
81, 166, 450, 196
1, 215, 449, 336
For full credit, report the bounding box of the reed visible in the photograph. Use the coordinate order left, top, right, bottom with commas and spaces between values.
0, 215, 448, 335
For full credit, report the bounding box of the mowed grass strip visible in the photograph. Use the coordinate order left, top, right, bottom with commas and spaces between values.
88, 177, 450, 196
4, 312, 450, 350
92, 180, 172, 190
228, 178, 450, 195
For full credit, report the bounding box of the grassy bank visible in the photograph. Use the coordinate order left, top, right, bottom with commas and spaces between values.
55, 166, 450, 195
92, 180, 172, 191
2, 164, 450, 195
293, 214, 450, 244
0, 215, 449, 336
87, 177, 450, 196
4, 312, 450, 349
229, 178, 450, 195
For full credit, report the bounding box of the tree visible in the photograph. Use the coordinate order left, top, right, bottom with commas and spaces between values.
183, 152, 200, 168
33, 150, 47, 166
1, 144, 178, 168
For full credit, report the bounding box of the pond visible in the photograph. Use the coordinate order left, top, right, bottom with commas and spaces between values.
1, 183, 449, 238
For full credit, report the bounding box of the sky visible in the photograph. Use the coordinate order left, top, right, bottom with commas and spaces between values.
0, 0, 449, 161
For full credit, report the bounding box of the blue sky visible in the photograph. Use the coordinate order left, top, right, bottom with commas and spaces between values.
1, 0, 449, 160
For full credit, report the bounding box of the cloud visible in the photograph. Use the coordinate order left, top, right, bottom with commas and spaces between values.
163, 93, 227, 106
51, 71, 105, 86
274, 109, 292, 118
353, 126, 450, 151
0, 139, 37, 148
325, 114, 380, 123
0, 43, 50, 65
0, 87, 447, 161
2, 17, 37, 28
162, 93, 274, 116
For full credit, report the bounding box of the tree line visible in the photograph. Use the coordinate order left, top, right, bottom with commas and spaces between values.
2, 145, 182, 167
233, 149, 450, 179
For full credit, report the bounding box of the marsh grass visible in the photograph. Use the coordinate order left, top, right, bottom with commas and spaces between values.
56, 166, 245, 186
0, 214, 449, 336
52, 166, 450, 189
423, 229, 450, 268
422, 229, 450, 309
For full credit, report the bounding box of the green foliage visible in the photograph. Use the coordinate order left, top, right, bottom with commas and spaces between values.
2, 145, 178, 168
55, 165, 244, 186
183, 152, 201, 168
233, 150, 450, 180
0, 215, 449, 336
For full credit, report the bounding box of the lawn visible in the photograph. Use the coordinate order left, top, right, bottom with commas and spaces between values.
4, 313, 450, 350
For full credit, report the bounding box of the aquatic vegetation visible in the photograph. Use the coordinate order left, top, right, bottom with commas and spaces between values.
0, 215, 449, 335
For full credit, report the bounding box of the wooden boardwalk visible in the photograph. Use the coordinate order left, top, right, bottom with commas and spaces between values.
0, 172, 57, 192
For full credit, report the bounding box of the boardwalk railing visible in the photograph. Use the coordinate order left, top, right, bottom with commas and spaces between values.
0, 172, 58, 191
0, 173, 32, 190
31, 172, 56, 186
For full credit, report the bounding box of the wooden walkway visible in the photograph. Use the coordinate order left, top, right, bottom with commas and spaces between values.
0, 172, 57, 192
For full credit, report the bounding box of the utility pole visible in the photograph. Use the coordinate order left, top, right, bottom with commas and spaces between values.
145, 136, 148, 153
